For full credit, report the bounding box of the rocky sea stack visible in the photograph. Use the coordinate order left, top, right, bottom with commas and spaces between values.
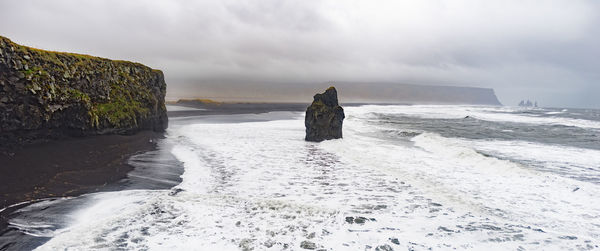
0, 36, 167, 145
305, 86, 345, 142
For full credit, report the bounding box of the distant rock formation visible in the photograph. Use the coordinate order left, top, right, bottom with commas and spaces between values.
0, 36, 167, 145
305, 87, 345, 142
518, 99, 538, 107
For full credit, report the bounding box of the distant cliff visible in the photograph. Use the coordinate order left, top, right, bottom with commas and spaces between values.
176, 82, 503, 105
0, 36, 167, 145
333, 82, 503, 105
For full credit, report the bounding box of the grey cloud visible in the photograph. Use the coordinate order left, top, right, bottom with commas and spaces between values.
0, 0, 598, 108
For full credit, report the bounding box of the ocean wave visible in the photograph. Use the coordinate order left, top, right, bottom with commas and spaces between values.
406, 132, 600, 239
351, 105, 600, 129
465, 139, 600, 184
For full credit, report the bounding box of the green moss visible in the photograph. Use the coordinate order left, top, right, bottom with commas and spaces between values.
66, 89, 91, 104
21, 66, 49, 81
1, 35, 143, 75
2, 35, 165, 132
22, 68, 35, 76
92, 82, 151, 128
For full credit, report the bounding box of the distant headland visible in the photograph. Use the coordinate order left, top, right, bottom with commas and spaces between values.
168, 81, 502, 106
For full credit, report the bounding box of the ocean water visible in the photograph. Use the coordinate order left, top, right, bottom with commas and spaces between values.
3, 105, 600, 250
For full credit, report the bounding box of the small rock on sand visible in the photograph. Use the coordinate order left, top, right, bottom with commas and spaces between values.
300, 240, 317, 250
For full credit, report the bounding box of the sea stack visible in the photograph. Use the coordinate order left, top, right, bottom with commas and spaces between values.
305, 86, 345, 142
0, 36, 167, 145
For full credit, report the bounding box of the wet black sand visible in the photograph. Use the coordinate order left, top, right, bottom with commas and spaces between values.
0, 131, 162, 250
0, 131, 162, 210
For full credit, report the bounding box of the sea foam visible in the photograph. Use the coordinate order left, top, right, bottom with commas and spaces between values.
30, 106, 600, 250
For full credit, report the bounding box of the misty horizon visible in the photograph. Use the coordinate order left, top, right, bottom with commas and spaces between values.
165, 81, 502, 106
1, 0, 599, 108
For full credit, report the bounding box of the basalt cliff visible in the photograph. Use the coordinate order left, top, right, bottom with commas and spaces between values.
0, 36, 167, 145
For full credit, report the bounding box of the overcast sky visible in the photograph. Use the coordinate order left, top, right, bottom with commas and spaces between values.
1, 0, 598, 108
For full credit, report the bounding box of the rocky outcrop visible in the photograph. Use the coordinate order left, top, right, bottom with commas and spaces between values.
305, 87, 344, 142
0, 36, 167, 145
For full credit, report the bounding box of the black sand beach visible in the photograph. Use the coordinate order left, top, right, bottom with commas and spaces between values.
0, 131, 162, 250
0, 131, 161, 210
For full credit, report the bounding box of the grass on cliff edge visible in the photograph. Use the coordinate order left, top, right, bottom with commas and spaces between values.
0, 35, 148, 68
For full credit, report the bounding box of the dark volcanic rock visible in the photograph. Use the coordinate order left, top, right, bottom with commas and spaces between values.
0, 36, 167, 146
305, 87, 344, 142
345, 216, 371, 224
300, 240, 317, 250
375, 244, 394, 251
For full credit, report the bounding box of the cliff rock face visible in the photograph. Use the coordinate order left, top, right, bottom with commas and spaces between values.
305, 87, 345, 142
0, 36, 167, 145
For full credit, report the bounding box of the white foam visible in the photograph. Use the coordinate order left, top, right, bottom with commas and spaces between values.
465, 139, 600, 182
408, 132, 600, 222
34, 106, 600, 250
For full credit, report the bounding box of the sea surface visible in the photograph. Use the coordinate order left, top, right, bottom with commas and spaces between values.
2, 105, 600, 250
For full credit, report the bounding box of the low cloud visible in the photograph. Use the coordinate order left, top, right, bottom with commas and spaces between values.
1, 0, 598, 107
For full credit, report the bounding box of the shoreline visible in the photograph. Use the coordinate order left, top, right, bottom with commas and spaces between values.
0, 103, 314, 212
0, 101, 501, 212
0, 102, 315, 250
0, 102, 358, 211
0, 102, 372, 250
0, 131, 164, 250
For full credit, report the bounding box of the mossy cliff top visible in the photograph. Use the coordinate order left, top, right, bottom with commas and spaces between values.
0, 36, 167, 145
